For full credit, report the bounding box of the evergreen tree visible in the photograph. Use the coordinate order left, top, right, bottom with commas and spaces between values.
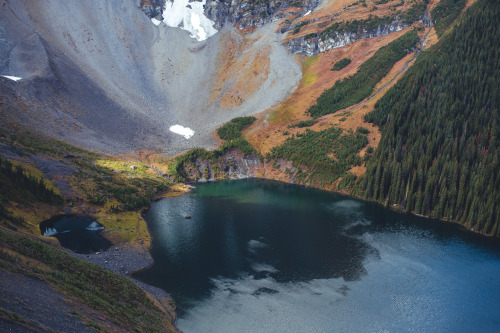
355, 0, 500, 236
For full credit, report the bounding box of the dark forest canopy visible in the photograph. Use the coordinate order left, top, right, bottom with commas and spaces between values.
355, 0, 500, 236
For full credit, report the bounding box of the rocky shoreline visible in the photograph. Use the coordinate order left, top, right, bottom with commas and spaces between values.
73, 243, 178, 327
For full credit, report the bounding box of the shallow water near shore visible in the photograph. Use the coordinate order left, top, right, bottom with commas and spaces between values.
135, 179, 500, 332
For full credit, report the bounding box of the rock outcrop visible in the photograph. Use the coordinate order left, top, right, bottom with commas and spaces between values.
182, 150, 263, 182
283, 20, 409, 56
140, 0, 165, 20
205, 0, 320, 30
141, 0, 320, 31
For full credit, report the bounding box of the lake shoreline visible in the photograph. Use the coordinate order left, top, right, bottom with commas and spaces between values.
64, 176, 496, 331
182, 175, 498, 239
72, 244, 178, 327
132, 179, 500, 332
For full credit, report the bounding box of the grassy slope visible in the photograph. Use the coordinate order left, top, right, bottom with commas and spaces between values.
0, 131, 181, 331
0, 229, 176, 332
218, 0, 500, 236
1, 130, 177, 246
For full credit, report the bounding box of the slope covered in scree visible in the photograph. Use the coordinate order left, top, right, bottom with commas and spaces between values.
0, 0, 300, 155
355, 0, 500, 236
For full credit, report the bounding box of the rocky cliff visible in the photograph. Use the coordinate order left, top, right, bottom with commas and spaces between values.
140, 0, 165, 20
179, 149, 263, 182
283, 14, 432, 56
283, 20, 407, 56
141, 0, 320, 31
205, 0, 320, 30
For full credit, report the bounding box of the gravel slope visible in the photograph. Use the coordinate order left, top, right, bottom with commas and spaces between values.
0, 0, 301, 156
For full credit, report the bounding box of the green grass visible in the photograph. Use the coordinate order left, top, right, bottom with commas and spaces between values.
10, 131, 96, 159
4, 131, 172, 214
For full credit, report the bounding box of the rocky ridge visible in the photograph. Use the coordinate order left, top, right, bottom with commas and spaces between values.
205, 0, 320, 30
283, 19, 408, 56
140, 0, 432, 57
141, 0, 320, 31
283, 13, 432, 56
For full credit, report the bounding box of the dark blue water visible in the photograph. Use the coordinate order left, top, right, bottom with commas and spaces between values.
134, 179, 500, 332
40, 215, 111, 254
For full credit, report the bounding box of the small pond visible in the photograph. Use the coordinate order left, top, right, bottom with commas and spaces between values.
40, 215, 111, 254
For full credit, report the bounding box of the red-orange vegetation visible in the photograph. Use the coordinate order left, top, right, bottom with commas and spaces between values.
245, 27, 413, 156
282, 0, 408, 43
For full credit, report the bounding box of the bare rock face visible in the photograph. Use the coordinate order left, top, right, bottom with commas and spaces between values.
283, 20, 410, 57
204, 0, 320, 30
140, 0, 166, 20
182, 149, 263, 182
141, 0, 321, 31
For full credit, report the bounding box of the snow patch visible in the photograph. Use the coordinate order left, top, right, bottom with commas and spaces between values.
151, 18, 162, 26
1, 75, 22, 81
162, 0, 218, 41
170, 124, 195, 139
304, 10, 311, 16
43, 227, 58, 237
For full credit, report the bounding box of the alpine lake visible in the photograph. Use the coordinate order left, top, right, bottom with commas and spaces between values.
133, 179, 500, 332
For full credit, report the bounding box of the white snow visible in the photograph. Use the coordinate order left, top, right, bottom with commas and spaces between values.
304, 10, 311, 16
170, 124, 195, 139
43, 227, 58, 237
1, 75, 22, 81
161, 0, 218, 41
151, 17, 162, 26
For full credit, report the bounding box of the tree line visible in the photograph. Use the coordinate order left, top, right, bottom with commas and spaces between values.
0, 158, 63, 205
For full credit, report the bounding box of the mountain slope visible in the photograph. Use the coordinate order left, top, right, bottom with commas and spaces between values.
355, 0, 500, 235
0, 0, 300, 155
